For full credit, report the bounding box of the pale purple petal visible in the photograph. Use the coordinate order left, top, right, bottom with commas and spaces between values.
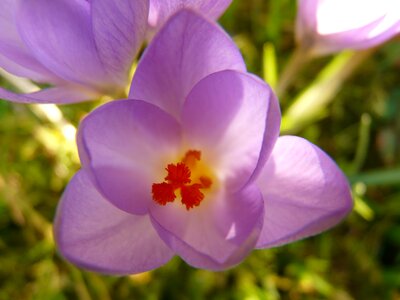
91, 0, 148, 84
0, 52, 50, 82
0, 0, 27, 56
295, 0, 317, 45
256, 136, 353, 248
150, 184, 263, 270
297, 0, 400, 55
0, 0, 56, 81
313, 21, 400, 55
17, 0, 109, 89
0, 85, 97, 104
54, 170, 174, 275
79, 100, 182, 215
129, 9, 246, 119
182, 70, 280, 192
148, 0, 232, 31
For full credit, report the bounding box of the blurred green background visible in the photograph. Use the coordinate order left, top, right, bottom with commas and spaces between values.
1, 0, 400, 299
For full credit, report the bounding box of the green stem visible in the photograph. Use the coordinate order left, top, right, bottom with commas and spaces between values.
276, 46, 311, 98
0, 68, 38, 92
348, 168, 400, 186
0, 69, 77, 144
66, 264, 93, 300
281, 48, 375, 134
86, 273, 112, 300
263, 42, 278, 89
349, 113, 372, 175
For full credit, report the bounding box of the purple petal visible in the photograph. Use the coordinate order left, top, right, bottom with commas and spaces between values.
55, 170, 174, 275
182, 70, 280, 192
79, 100, 182, 215
0, 53, 50, 82
297, 0, 400, 55
0, 85, 97, 104
148, 0, 232, 31
91, 0, 148, 84
17, 0, 109, 89
295, 0, 318, 44
256, 136, 353, 248
0, 0, 56, 81
150, 184, 263, 270
315, 21, 400, 55
129, 9, 246, 119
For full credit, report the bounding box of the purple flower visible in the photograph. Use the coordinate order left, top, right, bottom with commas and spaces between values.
0, 0, 149, 103
296, 0, 400, 55
54, 10, 353, 274
0, 0, 232, 104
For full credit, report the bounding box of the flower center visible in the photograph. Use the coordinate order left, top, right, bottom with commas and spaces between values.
152, 150, 213, 210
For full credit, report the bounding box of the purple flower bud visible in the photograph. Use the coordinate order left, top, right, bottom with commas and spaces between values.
296, 0, 400, 55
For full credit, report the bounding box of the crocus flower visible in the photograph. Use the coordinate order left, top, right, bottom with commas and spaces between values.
296, 0, 400, 55
0, 0, 232, 104
54, 10, 352, 274
0, 0, 149, 104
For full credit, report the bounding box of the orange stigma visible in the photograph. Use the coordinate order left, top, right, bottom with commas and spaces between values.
152, 150, 212, 210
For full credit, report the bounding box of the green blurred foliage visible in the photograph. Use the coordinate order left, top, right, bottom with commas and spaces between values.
1, 0, 400, 299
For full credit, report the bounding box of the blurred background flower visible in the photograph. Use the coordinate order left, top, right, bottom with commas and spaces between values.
296, 0, 400, 56
0, 0, 148, 103
0, 0, 233, 104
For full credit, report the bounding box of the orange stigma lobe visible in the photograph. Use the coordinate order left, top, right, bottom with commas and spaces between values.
180, 184, 204, 210
164, 163, 191, 186
152, 182, 176, 205
182, 150, 201, 166
151, 150, 212, 210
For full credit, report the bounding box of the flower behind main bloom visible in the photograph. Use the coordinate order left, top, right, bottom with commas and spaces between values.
54, 10, 353, 274
296, 0, 400, 55
0, 0, 232, 104
0, 0, 148, 103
